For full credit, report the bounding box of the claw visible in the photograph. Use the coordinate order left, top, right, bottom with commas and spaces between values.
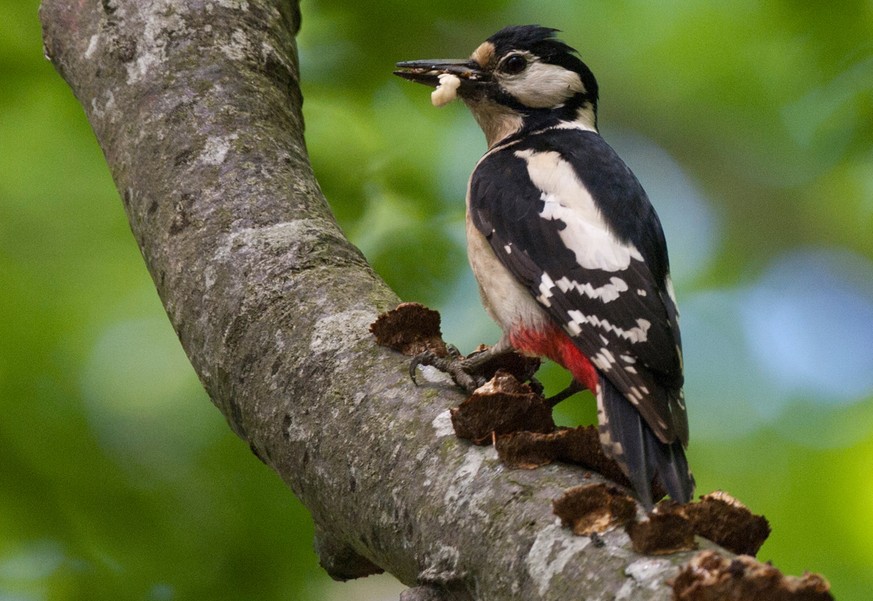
409, 350, 437, 385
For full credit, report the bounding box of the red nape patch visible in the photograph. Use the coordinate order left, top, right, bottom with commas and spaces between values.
509, 324, 598, 392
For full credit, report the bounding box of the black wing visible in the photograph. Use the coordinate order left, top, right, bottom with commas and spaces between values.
469, 128, 687, 445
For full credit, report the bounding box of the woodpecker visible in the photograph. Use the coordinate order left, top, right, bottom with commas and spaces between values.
395, 25, 693, 508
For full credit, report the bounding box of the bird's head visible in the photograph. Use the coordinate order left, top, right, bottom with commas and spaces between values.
395, 25, 599, 146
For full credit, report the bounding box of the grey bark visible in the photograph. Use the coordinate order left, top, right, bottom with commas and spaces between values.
39, 1, 710, 598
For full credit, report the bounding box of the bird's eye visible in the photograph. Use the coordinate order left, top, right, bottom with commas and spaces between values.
501, 54, 527, 75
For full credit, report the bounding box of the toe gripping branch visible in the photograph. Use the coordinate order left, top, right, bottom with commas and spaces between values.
408, 344, 479, 392
369, 301, 540, 394
409, 344, 541, 394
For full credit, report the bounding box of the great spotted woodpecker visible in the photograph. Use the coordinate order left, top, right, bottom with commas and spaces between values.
395, 25, 693, 508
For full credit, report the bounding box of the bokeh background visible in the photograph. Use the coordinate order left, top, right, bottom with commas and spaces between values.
3, 1, 872, 599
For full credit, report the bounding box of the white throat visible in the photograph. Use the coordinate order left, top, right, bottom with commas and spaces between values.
463, 97, 525, 148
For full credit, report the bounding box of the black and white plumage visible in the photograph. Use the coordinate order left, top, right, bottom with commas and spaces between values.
396, 25, 693, 508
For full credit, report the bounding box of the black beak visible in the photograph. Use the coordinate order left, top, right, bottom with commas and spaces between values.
393, 59, 488, 89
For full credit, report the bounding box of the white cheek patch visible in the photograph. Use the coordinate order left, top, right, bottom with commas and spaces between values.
501, 60, 584, 108
431, 73, 461, 107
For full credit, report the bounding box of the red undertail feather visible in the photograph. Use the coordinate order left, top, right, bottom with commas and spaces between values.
509, 323, 599, 393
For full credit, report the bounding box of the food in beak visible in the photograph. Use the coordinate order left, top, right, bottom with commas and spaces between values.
431, 73, 462, 107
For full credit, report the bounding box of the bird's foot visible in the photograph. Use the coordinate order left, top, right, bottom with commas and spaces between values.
409, 346, 488, 393
410, 344, 541, 394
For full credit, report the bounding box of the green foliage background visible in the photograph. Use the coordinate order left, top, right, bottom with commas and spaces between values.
2, 1, 872, 599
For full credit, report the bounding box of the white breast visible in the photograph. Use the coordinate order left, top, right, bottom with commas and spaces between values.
465, 212, 550, 334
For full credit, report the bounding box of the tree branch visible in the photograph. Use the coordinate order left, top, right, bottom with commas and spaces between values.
39, 1, 717, 598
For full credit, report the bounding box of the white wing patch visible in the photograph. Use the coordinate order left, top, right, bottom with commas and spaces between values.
536, 272, 556, 307
664, 274, 679, 308
515, 149, 644, 272
565, 310, 652, 344
555, 274, 628, 302
596, 390, 623, 458
535, 272, 628, 306
591, 348, 617, 371
626, 386, 646, 404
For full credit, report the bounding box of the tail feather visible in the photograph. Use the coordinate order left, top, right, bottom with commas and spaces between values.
644, 431, 695, 504
597, 376, 694, 508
